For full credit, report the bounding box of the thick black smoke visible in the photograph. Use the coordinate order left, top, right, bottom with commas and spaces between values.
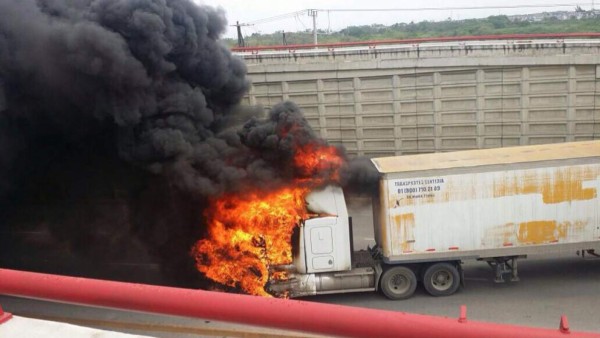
0, 0, 378, 286
0, 0, 252, 198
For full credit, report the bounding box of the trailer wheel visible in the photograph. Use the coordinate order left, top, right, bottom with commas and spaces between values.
422, 262, 460, 297
380, 266, 417, 300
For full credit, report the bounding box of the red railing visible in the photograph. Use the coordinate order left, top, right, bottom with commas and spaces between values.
0, 268, 598, 337
231, 32, 600, 52
0, 304, 13, 324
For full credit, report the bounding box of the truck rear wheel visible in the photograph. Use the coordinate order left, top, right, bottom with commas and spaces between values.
422, 262, 460, 297
380, 266, 417, 300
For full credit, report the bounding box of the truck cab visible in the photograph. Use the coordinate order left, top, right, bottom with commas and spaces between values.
269, 185, 378, 298
294, 185, 352, 274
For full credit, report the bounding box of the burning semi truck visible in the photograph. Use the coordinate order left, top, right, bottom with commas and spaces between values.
260, 140, 600, 300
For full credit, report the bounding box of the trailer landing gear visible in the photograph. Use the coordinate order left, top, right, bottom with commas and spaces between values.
577, 249, 600, 258
481, 256, 524, 283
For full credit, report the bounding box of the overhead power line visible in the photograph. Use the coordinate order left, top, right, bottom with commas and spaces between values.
240, 3, 594, 26
318, 3, 593, 13
244, 9, 307, 25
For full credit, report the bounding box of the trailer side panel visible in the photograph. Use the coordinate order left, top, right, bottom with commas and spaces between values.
380, 161, 600, 261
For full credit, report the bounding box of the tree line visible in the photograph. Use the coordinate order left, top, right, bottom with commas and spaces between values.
224, 14, 600, 47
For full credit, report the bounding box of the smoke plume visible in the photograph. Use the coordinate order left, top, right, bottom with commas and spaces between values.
0, 0, 378, 286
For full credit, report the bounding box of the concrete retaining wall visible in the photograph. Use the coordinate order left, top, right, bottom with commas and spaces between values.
237, 39, 600, 157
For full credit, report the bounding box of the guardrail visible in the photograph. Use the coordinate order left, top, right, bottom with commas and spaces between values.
1, 268, 598, 337
231, 32, 600, 53
0, 304, 13, 324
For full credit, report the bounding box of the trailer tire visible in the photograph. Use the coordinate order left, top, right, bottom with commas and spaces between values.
422, 262, 460, 297
380, 266, 417, 300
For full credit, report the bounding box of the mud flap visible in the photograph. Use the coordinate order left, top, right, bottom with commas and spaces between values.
458, 262, 466, 289
373, 263, 383, 292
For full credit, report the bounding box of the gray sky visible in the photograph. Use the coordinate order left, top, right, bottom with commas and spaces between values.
195, 1, 596, 39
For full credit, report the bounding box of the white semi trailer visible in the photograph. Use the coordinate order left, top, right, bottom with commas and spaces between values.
269, 140, 600, 299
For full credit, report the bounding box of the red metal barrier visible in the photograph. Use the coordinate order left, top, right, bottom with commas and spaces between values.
0, 304, 13, 324
0, 268, 598, 338
231, 32, 600, 52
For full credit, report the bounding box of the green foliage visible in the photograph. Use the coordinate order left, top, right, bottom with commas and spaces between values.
223, 13, 600, 47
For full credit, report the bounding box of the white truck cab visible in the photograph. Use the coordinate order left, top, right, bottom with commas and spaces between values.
294, 185, 352, 274
270, 185, 378, 298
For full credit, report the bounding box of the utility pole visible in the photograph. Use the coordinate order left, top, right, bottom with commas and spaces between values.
230, 21, 253, 47
236, 21, 244, 47
308, 9, 318, 46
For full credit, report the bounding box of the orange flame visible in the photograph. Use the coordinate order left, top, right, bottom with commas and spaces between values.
294, 143, 344, 182
192, 143, 344, 296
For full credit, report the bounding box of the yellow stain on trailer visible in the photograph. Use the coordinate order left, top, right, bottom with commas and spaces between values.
392, 213, 415, 252
485, 220, 590, 246
517, 221, 558, 244
516, 220, 588, 244
494, 167, 598, 204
